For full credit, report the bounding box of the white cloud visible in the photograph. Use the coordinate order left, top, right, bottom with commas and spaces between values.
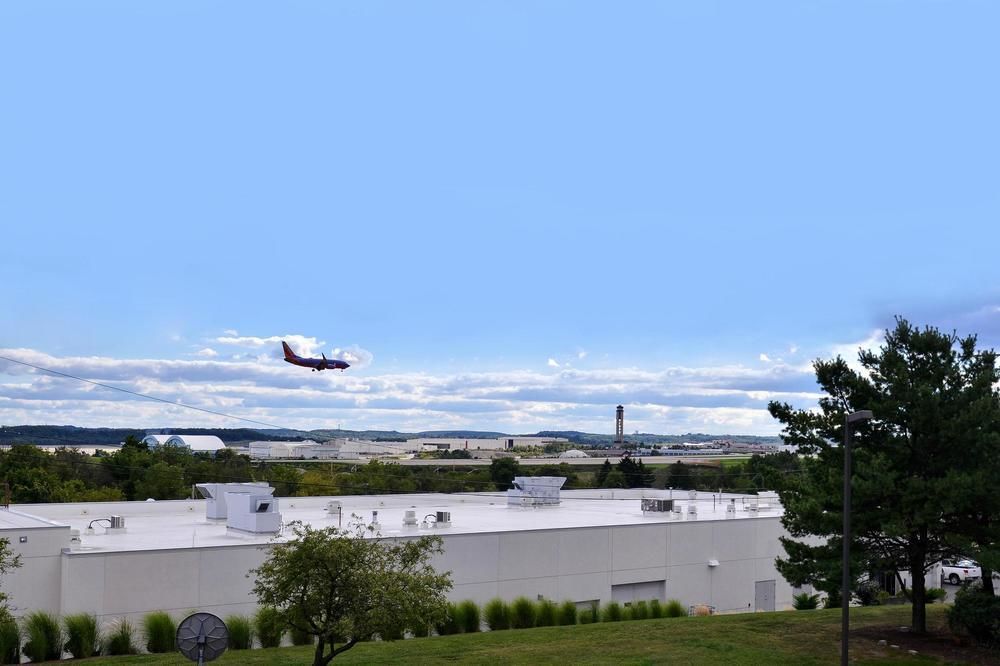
831, 329, 885, 371
330, 345, 375, 370
0, 344, 822, 436
577, 350, 588, 360
547, 358, 560, 368
194, 348, 218, 358
759, 353, 771, 363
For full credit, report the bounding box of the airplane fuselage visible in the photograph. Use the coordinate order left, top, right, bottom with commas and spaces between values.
281, 341, 350, 372
283, 356, 350, 372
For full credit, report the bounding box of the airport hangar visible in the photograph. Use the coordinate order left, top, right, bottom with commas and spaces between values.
0, 481, 795, 626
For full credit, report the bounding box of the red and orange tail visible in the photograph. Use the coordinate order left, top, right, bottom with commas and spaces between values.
281, 341, 297, 360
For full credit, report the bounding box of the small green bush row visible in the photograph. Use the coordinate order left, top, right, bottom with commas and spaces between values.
468, 597, 686, 633
0, 609, 264, 662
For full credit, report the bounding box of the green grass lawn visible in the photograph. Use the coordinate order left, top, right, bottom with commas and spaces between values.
80, 605, 964, 666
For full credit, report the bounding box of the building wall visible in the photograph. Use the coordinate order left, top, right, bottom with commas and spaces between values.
42, 515, 791, 625
4, 526, 69, 617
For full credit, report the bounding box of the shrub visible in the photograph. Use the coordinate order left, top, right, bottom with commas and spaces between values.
649, 599, 664, 618
142, 611, 176, 653
64, 613, 100, 658
535, 599, 557, 627
484, 598, 510, 631
631, 600, 650, 620
509, 597, 536, 629
854, 580, 882, 606
455, 600, 481, 633
664, 599, 686, 618
926, 587, 947, 604
104, 617, 138, 656
792, 592, 820, 610
578, 602, 599, 625
289, 625, 313, 646
23, 611, 62, 662
600, 601, 623, 623
557, 601, 578, 625
254, 607, 284, 649
226, 615, 253, 650
434, 603, 460, 636
0, 616, 19, 665
948, 587, 1000, 647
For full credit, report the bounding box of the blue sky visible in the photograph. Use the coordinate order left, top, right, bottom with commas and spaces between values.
1, 2, 998, 435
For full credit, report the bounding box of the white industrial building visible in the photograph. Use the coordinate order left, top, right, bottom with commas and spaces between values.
248, 439, 408, 460
248, 440, 322, 459
0, 481, 796, 626
141, 434, 227, 454
408, 436, 569, 452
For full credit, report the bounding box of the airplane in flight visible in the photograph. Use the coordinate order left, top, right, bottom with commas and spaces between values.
281, 341, 350, 372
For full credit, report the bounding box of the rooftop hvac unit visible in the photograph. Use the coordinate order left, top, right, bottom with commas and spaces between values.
641, 498, 674, 513
507, 476, 566, 507
435, 511, 451, 527
403, 510, 418, 528
687, 503, 698, 518
225, 491, 281, 534
726, 500, 736, 518
196, 482, 274, 520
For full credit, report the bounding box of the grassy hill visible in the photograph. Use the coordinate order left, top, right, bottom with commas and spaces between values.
85, 604, 978, 665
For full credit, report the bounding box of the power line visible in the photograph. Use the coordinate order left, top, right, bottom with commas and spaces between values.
0, 355, 289, 431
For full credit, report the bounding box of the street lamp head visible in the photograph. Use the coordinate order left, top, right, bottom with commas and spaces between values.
846, 410, 874, 424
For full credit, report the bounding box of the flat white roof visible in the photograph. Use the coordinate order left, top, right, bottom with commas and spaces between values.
7, 489, 782, 555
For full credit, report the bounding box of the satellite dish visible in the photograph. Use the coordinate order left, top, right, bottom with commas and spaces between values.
176, 612, 228, 665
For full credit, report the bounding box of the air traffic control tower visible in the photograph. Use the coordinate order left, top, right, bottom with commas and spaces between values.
615, 404, 624, 445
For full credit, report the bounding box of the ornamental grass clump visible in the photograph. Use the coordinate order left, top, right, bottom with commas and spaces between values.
254, 607, 284, 649
648, 599, 664, 619
792, 592, 820, 610
484, 598, 510, 631
664, 599, 686, 618
104, 617, 138, 656
558, 600, 578, 625
455, 600, 480, 633
0, 616, 19, 665
600, 601, 624, 623
534, 599, 557, 627
64, 613, 101, 658
225, 615, 253, 650
631, 600, 650, 620
23, 610, 62, 662
142, 611, 176, 653
578, 602, 598, 625
509, 597, 536, 629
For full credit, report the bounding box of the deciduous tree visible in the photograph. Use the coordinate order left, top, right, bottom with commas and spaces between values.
251, 521, 451, 666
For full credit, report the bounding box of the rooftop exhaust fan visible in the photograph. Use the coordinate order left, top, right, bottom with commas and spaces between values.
507, 476, 566, 507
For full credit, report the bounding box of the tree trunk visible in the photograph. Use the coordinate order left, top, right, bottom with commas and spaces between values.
909, 548, 927, 634
981, 567, 995, 596
313, 635, 326, 666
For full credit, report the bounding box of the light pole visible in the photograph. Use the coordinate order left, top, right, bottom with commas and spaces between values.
842, 409, 873, 666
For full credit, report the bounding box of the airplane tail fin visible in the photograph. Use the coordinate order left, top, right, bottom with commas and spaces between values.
281, 341, 297, 360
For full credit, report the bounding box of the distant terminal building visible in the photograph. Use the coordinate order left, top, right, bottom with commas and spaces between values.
248, 440, 323, 459
1, 483, 798, 626
249, 439, 409, 460
714, 440, 779, 454
141, 434, 226, 454
408, 436, 569, 452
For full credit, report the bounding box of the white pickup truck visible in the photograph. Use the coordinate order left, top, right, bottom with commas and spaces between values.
940, 558, 981, 585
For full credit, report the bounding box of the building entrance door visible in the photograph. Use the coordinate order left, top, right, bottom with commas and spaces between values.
754, 579, 775, 611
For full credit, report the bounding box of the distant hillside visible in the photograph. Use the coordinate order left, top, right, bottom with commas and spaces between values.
1, 425, 782, 449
